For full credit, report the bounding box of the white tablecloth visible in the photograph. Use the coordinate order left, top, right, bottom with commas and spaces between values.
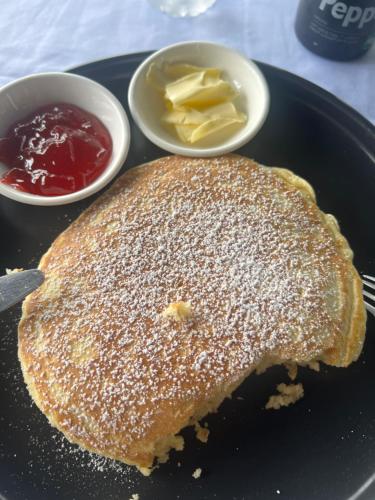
0, 0, 374, 123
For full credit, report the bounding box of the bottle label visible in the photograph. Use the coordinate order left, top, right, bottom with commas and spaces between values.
319, 0, 375, 29
295, 0, 375, 59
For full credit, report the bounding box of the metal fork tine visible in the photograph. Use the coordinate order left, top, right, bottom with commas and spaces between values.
363, 289, 375, 301
363, 279, 375, 291
362, 275, 375, 317
365, 301, 375, 316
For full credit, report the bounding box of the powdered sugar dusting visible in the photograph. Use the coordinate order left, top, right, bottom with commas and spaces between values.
19, 155, 346, 462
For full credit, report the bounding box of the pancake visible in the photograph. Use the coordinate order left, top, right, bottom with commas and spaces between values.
18, 154, 366, 474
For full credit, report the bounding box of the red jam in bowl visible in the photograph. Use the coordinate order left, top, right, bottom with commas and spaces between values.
0, 103, 112, 196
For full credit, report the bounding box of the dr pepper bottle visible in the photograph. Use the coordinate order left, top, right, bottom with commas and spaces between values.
295, 0, 375, 60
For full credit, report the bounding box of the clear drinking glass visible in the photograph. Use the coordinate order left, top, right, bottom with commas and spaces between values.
148, 0, 217, 17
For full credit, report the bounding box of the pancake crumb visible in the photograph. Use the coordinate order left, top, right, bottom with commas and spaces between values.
138, 466, 152, 476
192, 467, 202, 479
308, 361, 320, 372
195, 422, 210, 443
5, 267, 24, 274
266, 383, 304, 410
285, 363, 298, 380
161, 301, 192, 321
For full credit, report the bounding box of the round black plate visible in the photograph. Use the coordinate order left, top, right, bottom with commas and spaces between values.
0, 54, 374, 500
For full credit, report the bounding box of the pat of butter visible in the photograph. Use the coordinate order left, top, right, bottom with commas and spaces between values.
146, 63, 247, 144
165, 72, 237, 108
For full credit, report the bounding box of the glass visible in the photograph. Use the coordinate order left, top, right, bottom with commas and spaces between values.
148, 0, 217, 17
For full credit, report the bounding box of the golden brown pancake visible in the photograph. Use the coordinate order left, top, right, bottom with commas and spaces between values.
18, 155, 366, 474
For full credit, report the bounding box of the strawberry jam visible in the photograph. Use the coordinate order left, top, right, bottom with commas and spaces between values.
0, 103, 112, 196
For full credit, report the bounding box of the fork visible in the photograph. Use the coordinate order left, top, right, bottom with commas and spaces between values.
363, 274, 375, 317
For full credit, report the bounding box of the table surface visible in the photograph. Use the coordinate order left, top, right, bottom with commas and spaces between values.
0, 0, 374, 124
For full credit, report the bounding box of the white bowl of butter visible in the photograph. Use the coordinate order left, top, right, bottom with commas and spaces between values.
128, 41, 270, 157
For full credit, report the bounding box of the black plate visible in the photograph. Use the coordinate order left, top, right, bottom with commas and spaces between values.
1, 53, 374, 500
